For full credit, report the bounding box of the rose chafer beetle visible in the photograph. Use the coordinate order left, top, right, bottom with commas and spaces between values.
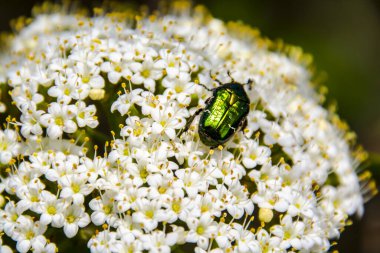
181, 72, 252, 148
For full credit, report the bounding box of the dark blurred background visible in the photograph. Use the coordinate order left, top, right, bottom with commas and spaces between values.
0, 0, 379, 252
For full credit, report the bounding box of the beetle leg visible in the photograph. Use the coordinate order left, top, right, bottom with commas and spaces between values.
179, 108, 203, 137
239, 118, 250, 139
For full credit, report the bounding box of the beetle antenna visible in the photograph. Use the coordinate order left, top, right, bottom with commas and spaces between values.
209, 70, 223, 85
196, 80, 213, 91
227, 70, 235, 82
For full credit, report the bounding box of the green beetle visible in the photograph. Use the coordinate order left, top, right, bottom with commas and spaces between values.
181, 73, 252, 148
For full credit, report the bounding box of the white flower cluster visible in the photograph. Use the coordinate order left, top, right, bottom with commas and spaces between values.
0, 2, 376, 253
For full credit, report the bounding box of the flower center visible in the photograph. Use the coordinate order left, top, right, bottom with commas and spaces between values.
66, 215, 76, 223
158, 186, 167, 194
172, 202, 181, 213
72, 183, 81, 193
200, 205, 209, 213
55, 117, 64, 126
145, 210, 154, 219
64, 88, 71, 95
174, 85, 183, 93
141, 69, 150, 78
11, 214, 18, 222
114, 65, 122, 73
250, 153, 257, 160
31, 195, 39, 202
47, 205, 57, 215
0, 141, 7, 151
78, 111, 85, 119
103, 205, 112, 214
81, 76, 90, 83
133, 127, 143, 136
26, 230, 35, 240
272, 132, 280, 139
140, 167, 148, 179
196, 225, 205, 235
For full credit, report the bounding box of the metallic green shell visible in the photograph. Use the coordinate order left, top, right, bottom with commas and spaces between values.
199, 83, 250, 147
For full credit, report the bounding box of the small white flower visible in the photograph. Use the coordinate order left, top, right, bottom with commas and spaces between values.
29, 151, 51, 175
256, 228, 281, 252
89, 192, 119, 226
132, 199, 166, 232
117, 240, 144, 253
245, 110, 266, 138
88, 230, 120, 253
186, 213, 217, 250
59, 173, 94, 205
60, 204, 90, 238
175, 169, 206, 198
116, 216, 143, 244
151, 103, 186, 140
162, 72, 195, 94
75, 102, 98, 128
0, 235, 13, 253
31, 235, 57, 253
1, 201, 23, 237
261, 120, 294, 147
0, 128, 20, 164
214, 222, 232, 249
195, 247, 224, 253
191, 193, 222, 218
156, 48, 190, 79
165, 197, 192, 222
16, 180, 45, 214
48, 74, 80, 103
38, 191, 66, 226
241, 139, 271, 169
100, 52, 132, 84
271, 215, 305, 250
230, 223, 260, 253
140, 230, 176, 253
40, 102, 78, 139
44, 153, 80, 182
130, 55, 163, 92
19, 103, 44, 137
13, 216, 47, 253
78, 156, 107, 183
74, 62, 105, 90
111, 88, 144, 116
227, 182, 254, 219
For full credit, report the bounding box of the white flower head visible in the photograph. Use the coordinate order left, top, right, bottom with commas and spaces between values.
0, 1, 375, 253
